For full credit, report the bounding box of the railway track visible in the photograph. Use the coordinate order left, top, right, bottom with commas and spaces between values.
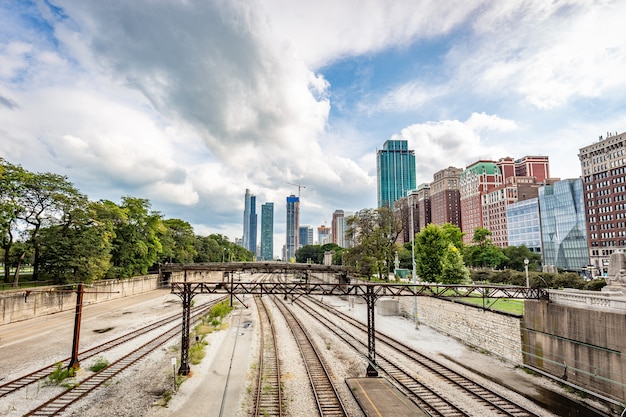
9, 296, 226, 416
0, 297, 225, 400
271, 295, 348, 417
252, 295, 283, 416
297, 296, 540, 417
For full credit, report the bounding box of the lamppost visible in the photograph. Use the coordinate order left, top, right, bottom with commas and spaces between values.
410, 204, 419, 329
222, 248, 226, 262
524, 258, 530, 287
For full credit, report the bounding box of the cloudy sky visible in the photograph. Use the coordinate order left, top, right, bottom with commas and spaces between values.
2, 1, 626, 256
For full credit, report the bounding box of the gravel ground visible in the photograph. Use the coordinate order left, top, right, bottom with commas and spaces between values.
1, 287, 611, 417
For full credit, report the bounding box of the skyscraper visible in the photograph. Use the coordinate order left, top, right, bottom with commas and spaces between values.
332, 210, 346, 247
242, 189, 257, 254
539, 179, 588, 272
578, 131, 626, 276
286, 195, 299, 261
260, 202, 274, 261
299, 225, 313, 248
376, 140, 416, 208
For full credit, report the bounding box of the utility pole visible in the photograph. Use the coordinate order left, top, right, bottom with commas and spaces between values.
68, 283, 84, 369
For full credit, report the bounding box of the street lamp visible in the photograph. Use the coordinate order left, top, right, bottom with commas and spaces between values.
524, 258, 530, 287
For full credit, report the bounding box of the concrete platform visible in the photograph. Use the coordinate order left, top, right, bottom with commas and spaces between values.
345, 377, 430, 417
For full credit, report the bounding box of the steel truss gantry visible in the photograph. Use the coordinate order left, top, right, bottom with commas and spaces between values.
171, 281, 548, 376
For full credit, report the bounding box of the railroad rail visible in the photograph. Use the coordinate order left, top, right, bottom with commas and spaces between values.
297, 296, 540, 417
272, 295, 348, 417
252, 295, 283, 416
19, 297, 225, 416
0, 297, 224, 400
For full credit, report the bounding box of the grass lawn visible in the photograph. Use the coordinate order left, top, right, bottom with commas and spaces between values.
456, 297, 525, 315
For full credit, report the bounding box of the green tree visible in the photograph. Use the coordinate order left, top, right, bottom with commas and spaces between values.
106, 197, 164, 278
346, 207, 403, 280
465, 227, 508, 269
415, 224, 448, 282
501, 245, 541, 271
0, 159, 27, 283
15, 170, 86, 281
38, 201, 112, 284
160, 219, 197, 264
441, 243, 470, 284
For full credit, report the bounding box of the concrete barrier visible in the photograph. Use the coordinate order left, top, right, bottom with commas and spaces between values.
0, 275, 160, 325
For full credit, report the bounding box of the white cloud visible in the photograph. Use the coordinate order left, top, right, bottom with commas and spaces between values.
392, 115, 513, 183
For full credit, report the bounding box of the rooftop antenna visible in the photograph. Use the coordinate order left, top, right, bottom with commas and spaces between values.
286, 182, 306, 197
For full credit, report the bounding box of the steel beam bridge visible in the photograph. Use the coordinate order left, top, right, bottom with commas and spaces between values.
170, 280, 547, 376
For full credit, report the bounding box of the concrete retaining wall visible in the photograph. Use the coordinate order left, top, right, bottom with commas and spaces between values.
523, 299, 626, 402
398, 296, 524, 364
0, 275, 160, 325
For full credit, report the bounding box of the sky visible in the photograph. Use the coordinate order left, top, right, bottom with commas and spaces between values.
2, 1, 626, 257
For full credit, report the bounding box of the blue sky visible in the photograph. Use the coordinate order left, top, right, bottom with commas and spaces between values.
2, 1, 626, 256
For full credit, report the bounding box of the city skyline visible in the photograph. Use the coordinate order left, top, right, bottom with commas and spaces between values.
2, 2, 626, 249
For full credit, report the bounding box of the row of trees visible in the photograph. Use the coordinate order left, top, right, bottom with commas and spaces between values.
0, 158, 253, 286
297, 207, 543, 285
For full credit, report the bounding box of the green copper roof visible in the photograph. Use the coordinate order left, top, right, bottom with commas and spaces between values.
460, 161, 501, 180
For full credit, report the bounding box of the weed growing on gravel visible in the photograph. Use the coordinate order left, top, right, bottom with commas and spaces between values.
89, 357, 109, 372
47, 362, 77, 385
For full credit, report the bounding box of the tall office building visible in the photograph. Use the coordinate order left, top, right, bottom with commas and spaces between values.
538, 179, 589, 272
260, 202, 274, 261
299, 225, 314, 248
506, 197, 542, 254
242, 189, 257, 254
579, 131, 626, 276
376, 140, 416, 208
286, 195, 300, 261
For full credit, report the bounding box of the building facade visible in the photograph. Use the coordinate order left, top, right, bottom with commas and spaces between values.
299, 225, 314, 248
376, 140, 416, 208
429, 166, 462, 227
260, 202, 274, 260
331, 210, 347, 247
579, 131, 626, 276
538, 179, 589, 272
317, 224, 331, 245
459, 161, 503, 245
285, 195, 299, 261
242, 189, 257, 253
506, 197, 542, 254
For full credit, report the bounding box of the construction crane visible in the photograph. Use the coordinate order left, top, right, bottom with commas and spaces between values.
286, 182, 306, 197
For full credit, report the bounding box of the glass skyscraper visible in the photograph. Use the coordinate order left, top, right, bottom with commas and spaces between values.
376, 140, 416, 208
286, 195, 299, 261
538, 179, 589, 271
506, 197, 542, 253
260, 202, 274, 261
242, 189, 257, 254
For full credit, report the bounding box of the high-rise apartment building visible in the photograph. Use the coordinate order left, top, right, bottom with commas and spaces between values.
260, 202, 274, 261
578, 131, 626, 276
331, 210, 348, 247
285, 195, 299, 261
376, 140, 416, 208
242, 189, 257, 253
459, 161, 503, 245
430, 166, 462, 227
317, 224, 331, 245
538, 179, 589, 272
299, 225, 314, 248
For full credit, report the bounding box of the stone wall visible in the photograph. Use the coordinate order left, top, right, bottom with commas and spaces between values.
523, 296, 626, 402
0, 275, 160, 325
398, 296, 524, 364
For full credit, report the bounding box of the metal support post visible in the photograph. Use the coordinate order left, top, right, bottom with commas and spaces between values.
178, 283, 194, 375
366, 285, 378, 377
